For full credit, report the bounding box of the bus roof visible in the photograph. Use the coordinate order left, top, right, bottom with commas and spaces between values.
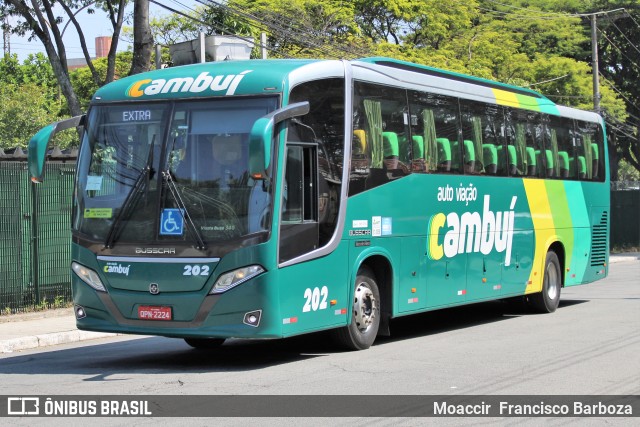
358, 57, 549, 100
91, 59, 319, 103
92, 57, 572, 118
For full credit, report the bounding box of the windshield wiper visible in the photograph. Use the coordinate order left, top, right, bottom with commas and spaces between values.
103, 141, 155, 249
161, 170, 207, 251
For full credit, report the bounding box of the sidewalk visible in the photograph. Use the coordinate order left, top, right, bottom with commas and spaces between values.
0, 307, 119, 353
1, 253, 638, 354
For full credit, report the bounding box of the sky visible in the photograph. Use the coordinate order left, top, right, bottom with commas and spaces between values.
6, 1, 197, 62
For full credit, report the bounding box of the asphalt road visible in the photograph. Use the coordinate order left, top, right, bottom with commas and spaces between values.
1, 261, 638, 424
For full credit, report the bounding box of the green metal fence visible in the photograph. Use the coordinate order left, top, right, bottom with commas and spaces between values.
611, 186, 640, 250
0, 160, 76, 314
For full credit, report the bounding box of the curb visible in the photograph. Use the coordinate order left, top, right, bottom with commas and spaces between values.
1, 330, 119, 354
609, 254, 640, 264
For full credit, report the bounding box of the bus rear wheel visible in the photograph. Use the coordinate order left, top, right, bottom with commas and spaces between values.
333, 266, 380, 350
184, 338, 225, 349
530, 251, 562, 313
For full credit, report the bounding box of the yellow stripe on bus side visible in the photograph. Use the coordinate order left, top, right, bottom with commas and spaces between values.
492, 89, 520, 108
523, 179, 557, 294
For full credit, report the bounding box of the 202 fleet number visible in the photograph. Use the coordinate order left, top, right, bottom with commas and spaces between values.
303, 286, 328, 312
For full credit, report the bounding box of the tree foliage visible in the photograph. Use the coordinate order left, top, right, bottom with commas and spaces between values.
1, 0, 638, 176
1, 0, 128, 116
215, 0, 636, 176
70, 51, 134, 110
0, 54, 74, 148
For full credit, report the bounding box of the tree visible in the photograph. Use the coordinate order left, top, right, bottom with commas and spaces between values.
144, 4, 253, 46
233, 0, 365, 58
1, 0, 127, 116
71, 51, 133, 109
0, 53, 75, 149
129, 0, 153, 75
589, 1, 640, 175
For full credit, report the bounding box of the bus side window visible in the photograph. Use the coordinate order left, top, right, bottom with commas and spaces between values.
408, 90, 462, 174
350, 82, 410, 196
548, 116, 576, 179
460, 112, 485, 175
504, 108, 529, 177
460, 102, 506, 176
529, 117, 545, 178
575, 120, 601, 181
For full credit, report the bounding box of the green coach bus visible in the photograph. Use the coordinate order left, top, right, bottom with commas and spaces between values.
28, 57, 609, 350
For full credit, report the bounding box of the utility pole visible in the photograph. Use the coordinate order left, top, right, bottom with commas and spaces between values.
585, 8, 627, 115
591, 14, 600, 114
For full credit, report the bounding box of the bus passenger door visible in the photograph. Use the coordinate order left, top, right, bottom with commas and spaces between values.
279, 144, 319, 262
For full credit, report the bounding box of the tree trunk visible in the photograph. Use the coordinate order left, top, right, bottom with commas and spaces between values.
129, 0, 154, 75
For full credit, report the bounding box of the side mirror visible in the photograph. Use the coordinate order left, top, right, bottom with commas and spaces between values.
249, 102, 309, 179
28, 115, 85, 182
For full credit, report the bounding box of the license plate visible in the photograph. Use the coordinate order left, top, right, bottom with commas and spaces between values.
138, 306, 172, 321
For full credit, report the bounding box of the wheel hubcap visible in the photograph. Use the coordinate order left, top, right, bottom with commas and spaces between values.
545, 262, 559, 301
353, 282, 377, 333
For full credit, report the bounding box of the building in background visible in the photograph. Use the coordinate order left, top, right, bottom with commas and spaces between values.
67, 36, 111, 71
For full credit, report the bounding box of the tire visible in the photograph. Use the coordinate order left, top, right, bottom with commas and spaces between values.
529, 251, 562, 313
333, 266, 381, 350
184, 338, 225, 349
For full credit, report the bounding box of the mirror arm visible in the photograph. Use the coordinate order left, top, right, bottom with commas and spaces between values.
249, 102, 310, 180
28, 115, 85, 182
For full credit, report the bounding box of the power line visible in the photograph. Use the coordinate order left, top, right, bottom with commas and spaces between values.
197, 0, 368, 59
481, 0, 580, 19
598, 27, 640, 72
604, 14, 640, 56
624, 10, 640, 31
148, 0, 285, 57
605, 119, 638, 141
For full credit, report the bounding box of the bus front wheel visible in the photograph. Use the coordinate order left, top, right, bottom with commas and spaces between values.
529, 251, 561, 313
184, 338, 225, 349
333, 266, 380, 350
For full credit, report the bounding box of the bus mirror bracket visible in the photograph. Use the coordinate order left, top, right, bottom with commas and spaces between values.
249, 101, 310, 180
28, 115, 85, 183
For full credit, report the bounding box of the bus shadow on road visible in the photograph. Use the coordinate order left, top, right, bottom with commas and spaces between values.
374, 298, 589, 346
0, 335, 328, 376
0, 299, 590, 376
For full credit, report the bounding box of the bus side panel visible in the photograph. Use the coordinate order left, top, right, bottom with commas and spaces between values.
500, 228, 534, 297
580, 204, 609, 284
277, 243, 350, 337
397, 237, 427, 313
425, 252, 468, 308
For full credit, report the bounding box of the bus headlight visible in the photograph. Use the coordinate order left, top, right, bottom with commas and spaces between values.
210, 265, 265, 294
71, 262, 107, 292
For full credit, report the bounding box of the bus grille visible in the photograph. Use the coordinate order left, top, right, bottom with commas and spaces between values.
590, 211, 608, 267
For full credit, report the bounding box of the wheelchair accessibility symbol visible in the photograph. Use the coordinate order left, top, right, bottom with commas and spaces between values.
160, 209, 184, 236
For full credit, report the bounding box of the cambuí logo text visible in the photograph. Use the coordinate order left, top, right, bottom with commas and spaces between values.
126, 70, 252, 98
427, 187, 517, 266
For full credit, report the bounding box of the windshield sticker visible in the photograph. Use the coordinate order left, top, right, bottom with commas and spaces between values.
382, 217, 393, 236
86, 175, 103, 191
84, 208, 113, 219
372, 216, 382, 237
160, 209, 184, 236
352, 219, 368, 228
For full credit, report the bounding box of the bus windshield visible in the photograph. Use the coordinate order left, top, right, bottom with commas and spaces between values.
73, 97, 279, 249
